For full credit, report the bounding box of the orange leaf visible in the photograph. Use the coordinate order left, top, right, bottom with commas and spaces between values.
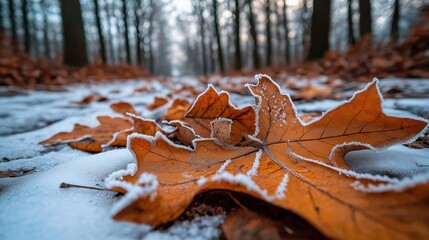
146, 97, 168, 110
110, 102, 137, 116
184, 85, 255, 145
166, 120, 198, 146
109, 114, 167, 147
163, 98, 190, 121
108, 75, 429, 239
41, 116, 132, 152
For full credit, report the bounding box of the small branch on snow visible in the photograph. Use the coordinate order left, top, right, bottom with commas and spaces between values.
59, 182, 111, 191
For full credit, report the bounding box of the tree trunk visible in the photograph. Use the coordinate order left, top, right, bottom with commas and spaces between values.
7, 0, 16, 40
105, 2, 116, 64
307, 0, 331, 60
348, 0, 356, 45
93, 0, 107, 63
209, 32, 215, 73
212, 0, 224, 73
233, 0, 242, 70
22, 0, 30, 53
148, 0, 154, 73
359, 0, 372, 37
41, 0, 51, 58
265, 0, 272, 66
282, 0, 290, 65
60, 0, 88, 67
122, 0, 131, 64
300, 0, 309, 59
246, 0, 260, 69
195, 1, 207, 75
134, 0, 144, 66
390, 0, 400, 43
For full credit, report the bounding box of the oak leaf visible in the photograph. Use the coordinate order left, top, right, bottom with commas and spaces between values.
107, 75, 429, 239
41, 116, 132, 152
184, 85, 255, 145
109, 114, 168, 147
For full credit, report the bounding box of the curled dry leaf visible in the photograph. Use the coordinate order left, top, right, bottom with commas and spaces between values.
166, 120, 198, 147
109, 114, 168, 147
146, 97, 168, 110
40, 116, 132, 152
184, 85, 255, 145
110, 101, 137, 116
163, 98, 190, 121
108, 75, 429, 240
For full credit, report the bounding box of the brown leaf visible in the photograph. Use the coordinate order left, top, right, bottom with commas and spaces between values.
167, 120, 198, 147
109, 75, 429, 239
109, 115, 167, 147
222, 209, 285, 240
163, 98, 190, 121
147, 97, 168, 110
185, 85, 255, 145
41, 116, 132, 152
110, 102, 137, 116
74, 94, 108, 105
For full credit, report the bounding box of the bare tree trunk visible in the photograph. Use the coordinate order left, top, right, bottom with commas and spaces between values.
246, 0, 260, 69
7, 0, 16, 40
300, 0, 309, 60
359, 0, 372, 37
233, 0, 242, 70
41, 0, 51, 58
94, 0, 107, 63
390, 0, 400, 43
122, 0, 131, 64
307, 0, 331, 60
209, 32, 215, 73
60, 0, 88, 67
282, 0, 290, 65
22, 0, 30, 53
134, 0, 145, 66
105, 2, 116, 64
194, 0, 207, 75
265, 0, 272, 66
212, 0, 225, 73
148, 0, 154, 73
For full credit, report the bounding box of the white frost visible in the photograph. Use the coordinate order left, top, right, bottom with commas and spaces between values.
246, 149, 262, 177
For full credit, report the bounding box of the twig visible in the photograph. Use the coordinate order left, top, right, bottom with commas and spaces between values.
59, 182, 110, 191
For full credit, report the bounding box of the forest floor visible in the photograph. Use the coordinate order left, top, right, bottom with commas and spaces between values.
0, 75, 428, 239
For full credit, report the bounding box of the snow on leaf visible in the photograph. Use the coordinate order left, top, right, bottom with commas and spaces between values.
109, 75, 429, 240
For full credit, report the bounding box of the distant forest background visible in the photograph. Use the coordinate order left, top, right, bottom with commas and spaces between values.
0, 0, 427, 76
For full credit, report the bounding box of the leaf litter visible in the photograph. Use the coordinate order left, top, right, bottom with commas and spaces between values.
0, 74, 428, 239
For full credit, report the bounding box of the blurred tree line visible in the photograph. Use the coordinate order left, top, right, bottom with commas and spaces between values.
0, 0, 426, 76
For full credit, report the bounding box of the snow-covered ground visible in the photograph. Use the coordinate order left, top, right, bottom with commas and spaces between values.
0, 77, 428, 240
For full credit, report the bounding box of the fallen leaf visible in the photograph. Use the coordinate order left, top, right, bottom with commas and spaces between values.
147, 97, 168, 110
73, 93, 108, 105
222, 209, 286, 240
163, 98, 190, 121
108, 75, 429, 239
68, 137, 103, 153
167, 120, 198, 147
109, 114, 167, 147
110, 102, 137, 116
41, 116, 132, 152
184, 85, 255, 145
